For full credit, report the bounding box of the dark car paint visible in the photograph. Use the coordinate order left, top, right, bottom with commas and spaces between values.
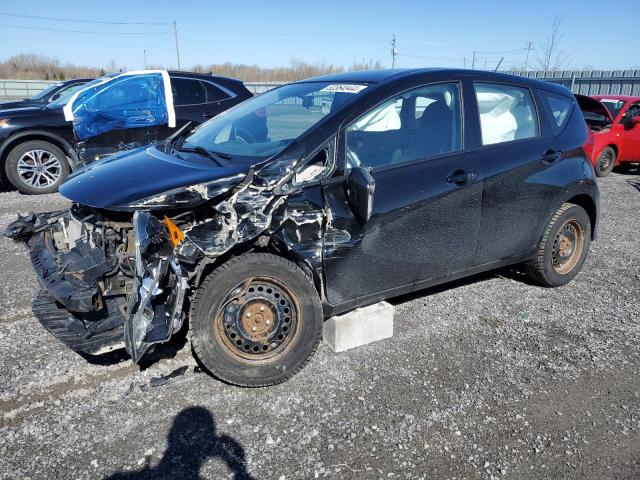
60, 69, 598, 319
287, 70, 596, 316
0, 78, 92, 110
0, 72, 252, 178
59, 146, 251, 209
6, 69, 598, 363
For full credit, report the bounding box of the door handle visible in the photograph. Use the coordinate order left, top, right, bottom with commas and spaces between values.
446, 170, 477, 185
541, 149, 562, 164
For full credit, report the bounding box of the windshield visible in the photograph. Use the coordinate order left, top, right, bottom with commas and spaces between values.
30, 83, 63, 101
599, 99, 627, 118
182, 81, 367, 159
48, 78, 106, 109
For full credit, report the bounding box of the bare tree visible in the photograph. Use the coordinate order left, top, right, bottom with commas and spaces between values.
536, 15, 571, 72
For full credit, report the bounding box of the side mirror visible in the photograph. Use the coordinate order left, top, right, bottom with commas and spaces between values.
345, 167, 375, 223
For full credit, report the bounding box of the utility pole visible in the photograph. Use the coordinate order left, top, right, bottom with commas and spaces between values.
471, 51, 476, 69
143, 49, 147, 69
523, 41, 533, 71
463, 57, 466, 68
390, 34, 397, 68
173, 20, 181, 70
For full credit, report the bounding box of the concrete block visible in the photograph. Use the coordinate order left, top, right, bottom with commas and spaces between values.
322, 301, 394, 353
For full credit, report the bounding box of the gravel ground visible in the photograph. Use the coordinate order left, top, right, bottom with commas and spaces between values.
0, 172, 639, 480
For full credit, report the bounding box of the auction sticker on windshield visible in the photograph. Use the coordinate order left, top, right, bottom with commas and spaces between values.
320, 84, 367, 94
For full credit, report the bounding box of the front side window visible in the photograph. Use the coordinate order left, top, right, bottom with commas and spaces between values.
346, 83, 462, 170
172, 78, 207, 106
475, 83, 539, 145
182, 82, 367, 160
70, 74, 168, 140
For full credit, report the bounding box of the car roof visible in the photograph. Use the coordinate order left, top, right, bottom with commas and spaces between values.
167, 70, 244, 84
591, 95, 640, 102
295, 68, 573, 95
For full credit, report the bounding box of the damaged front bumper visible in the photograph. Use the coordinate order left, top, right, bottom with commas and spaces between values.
5, 208, 188, 361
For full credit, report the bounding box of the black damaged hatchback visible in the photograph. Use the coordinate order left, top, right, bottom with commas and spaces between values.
6, 69, 599, 386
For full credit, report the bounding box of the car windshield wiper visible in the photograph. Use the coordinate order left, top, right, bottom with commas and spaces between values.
176, 146, 232, 166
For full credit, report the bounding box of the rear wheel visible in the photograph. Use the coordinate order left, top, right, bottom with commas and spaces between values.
594, 146, 615, 177
5, 140, 70, 194
526, 203, 591, 287
190, 253, 323, 386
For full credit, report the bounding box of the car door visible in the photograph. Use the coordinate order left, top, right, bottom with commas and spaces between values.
471, 81, 564, 265
321, 81, 483, 306
68, 72, 174, 162
617, 102, 640, 161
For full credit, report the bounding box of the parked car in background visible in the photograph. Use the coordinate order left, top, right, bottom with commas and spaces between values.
6, 69, 599, 386
576, 94, 640, 176
0, 71, 252, 194
0, 78, 92, 111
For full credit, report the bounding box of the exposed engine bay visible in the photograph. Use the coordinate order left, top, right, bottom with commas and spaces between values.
4, 151, 332, 363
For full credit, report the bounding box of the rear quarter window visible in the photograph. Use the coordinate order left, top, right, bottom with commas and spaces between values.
540, 90, 574, 134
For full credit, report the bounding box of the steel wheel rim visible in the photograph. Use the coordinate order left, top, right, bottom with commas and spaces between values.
214, 276, 299, 361
17, 149, 62, 188
551, 219, 584, 274
599, 152, 612, 172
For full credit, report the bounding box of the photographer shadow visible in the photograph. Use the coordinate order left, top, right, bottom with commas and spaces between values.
104, 406, 255, 480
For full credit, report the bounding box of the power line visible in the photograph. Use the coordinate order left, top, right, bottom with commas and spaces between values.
0, 12, 170, 25
0, 34, 174, 50
0, 23, 169, 35
474, 47, 528, 55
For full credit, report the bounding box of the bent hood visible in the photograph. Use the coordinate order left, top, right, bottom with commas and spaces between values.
59, 146, 251, 210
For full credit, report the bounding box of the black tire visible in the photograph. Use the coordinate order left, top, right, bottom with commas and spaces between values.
190, 253, 323, 387
594, 146, 615, 177
526, 203, 591, 287
5, 140, 70, 194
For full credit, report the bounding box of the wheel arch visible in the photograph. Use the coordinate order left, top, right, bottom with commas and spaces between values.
565, 193, 597, 240
0, 131, 79, 173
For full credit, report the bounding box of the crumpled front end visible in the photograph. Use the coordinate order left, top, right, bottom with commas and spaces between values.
5, 205, 188, 360
5, 145, 329, 363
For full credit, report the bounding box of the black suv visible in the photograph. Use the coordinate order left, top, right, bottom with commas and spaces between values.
0, 78, 92, 111
6, 69, 599, 386
0, 71, 252, 194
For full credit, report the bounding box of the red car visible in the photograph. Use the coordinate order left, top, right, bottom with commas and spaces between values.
577, 94, 640, 176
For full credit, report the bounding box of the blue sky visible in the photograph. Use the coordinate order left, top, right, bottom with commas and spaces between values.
1, 0, 638, 71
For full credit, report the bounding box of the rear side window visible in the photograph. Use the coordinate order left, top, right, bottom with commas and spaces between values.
541, 91, 574, 133
172, 78, 207, 105
474, 83, 539, 145
202, 81, 230, 102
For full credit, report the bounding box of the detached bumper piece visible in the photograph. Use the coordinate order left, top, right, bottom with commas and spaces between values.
32, 290, 126, 355
28, 232, 113, 312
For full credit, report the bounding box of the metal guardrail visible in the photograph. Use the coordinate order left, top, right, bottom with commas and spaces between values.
2, 71, 639, 101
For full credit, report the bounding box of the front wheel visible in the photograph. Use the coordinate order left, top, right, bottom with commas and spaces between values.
5, 140, 70, 194
594, 146, 615, 177
526, 203, 591, 287
190, 253, 323, 386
